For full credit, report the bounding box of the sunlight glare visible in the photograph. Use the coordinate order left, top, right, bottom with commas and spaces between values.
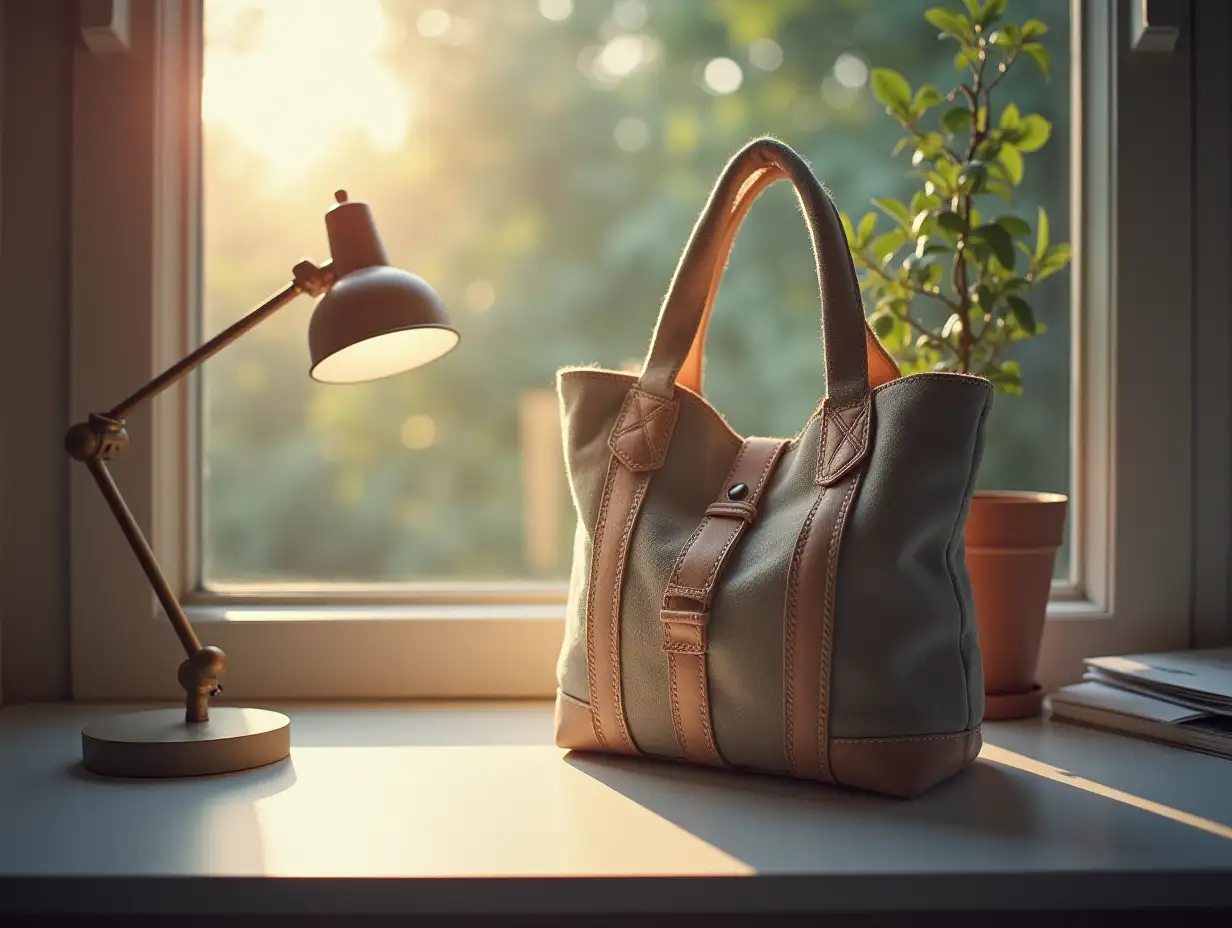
599, 34, 645, 77
749, 38, 784, 72
982, 744, 1232, 841
203, 0, 409, 178
538, 0, 573, 22
833, 52, 870, 89
703, 57, 743, 95
417, 8, 451, 38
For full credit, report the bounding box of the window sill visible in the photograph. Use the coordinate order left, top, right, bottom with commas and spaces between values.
2, 702, 1230, 920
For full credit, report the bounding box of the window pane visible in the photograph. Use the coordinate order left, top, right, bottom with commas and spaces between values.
201, 0, 1072, 585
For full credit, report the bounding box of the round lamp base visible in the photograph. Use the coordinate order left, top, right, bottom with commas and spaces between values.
81, 707, 291, 778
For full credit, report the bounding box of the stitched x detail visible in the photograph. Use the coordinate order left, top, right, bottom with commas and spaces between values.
818, 400, 869, 485
826, 406, 863, 456
609, 389, 679, 473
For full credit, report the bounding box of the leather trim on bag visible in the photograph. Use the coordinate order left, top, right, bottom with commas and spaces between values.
554, 690, 604, 752
830, 728, 983, 798
784, 457, 862, 781
608, 388, 679, 473
816, 397, 871, 486
584, 456, 648, 754
662, 437, 788, 766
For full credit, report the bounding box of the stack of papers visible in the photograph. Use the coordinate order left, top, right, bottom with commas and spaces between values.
1047, 648, 1232, 759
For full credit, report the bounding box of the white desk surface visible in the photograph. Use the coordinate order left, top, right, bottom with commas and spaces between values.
1, 701, 1230, 917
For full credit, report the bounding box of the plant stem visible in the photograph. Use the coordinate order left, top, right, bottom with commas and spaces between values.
953, 47, 990, 372
852, 252, 960, 358
854, 250, 961, 312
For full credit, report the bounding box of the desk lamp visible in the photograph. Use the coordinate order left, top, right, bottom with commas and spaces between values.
65, 191, 459, 777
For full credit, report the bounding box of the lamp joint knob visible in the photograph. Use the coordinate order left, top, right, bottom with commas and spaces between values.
293, 259, 335, 298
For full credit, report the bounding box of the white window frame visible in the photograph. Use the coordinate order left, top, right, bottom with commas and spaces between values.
69, 0, 1198, 701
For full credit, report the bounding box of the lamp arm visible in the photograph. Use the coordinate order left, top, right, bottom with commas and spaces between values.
109, 261, 333, 420
64, 259, 333, 724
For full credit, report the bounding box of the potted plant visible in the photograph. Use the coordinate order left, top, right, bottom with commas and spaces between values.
841, 0, 1071, 719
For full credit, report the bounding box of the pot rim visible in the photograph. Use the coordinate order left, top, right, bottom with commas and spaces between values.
972, 490, 1068, 505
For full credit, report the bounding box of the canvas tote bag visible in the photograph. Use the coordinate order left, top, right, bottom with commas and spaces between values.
554, 137, 991, 797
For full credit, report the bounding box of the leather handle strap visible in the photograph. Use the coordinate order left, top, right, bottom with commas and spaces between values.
675, 158, 900, 395
640, 138, 891, 407
662, 437, 789, 766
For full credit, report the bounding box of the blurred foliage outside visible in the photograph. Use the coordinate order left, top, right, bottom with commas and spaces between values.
202, 0, 1072, 585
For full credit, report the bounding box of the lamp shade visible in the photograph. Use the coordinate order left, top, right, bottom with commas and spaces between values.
308, 191, 459, 384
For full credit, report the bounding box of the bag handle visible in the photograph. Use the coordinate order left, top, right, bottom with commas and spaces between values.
676, 184, 902, 394
639, 138, 897, 407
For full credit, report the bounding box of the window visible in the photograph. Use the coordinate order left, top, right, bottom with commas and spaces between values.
200, 0, 1073, 587
68, 0, 1197, 701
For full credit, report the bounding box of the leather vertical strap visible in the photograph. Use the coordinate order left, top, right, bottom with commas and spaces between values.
585, 461, 649, 754
586, 387, 680, 753
661, 437, 789, 765
784, 421, 864, 781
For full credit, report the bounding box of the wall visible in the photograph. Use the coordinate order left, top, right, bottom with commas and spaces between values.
1192, 0, 1232, 649
0, 0, 74, 702
0, 0, 5, 706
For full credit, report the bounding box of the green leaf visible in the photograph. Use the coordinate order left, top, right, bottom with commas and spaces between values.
975, 223, 1015, 269
986, 180, 1015, 204
987, 360, 1023, 395
1011, 321, 1047, 341
999, 102, 1021, 129
916, 131, 941, 161
857, 211, 878, 245
892, 136, 913, 157
990, 29, 1016, 48
974, 138, 1002, 162
995, 214, 1031, 236
871, 228, 907, 264
1006, 295, 1037, 334
941, 107, 974, 135
1023, 42, 1051, 80
871, 312, 896, 339
1021, 19, 1049, 39
960, 0, 983, 21
909, 190, 940, 216
998, 144, 1024, 185
957, 161, 988, 194
1035, 243, 1073, 280
872, 197, 911, 226
840, 212, 856, 247
979, 0, 1006, 26
1035, 206, 1050, 261
925, 7, 974, 41
936, 210, 966, 234
870, 68, 912, 113
1015, 115, 1052, 152
913, 83, 944, 113
954, 48, 978, 72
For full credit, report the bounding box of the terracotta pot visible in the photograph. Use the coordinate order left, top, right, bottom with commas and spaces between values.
964, 491, 1068, 720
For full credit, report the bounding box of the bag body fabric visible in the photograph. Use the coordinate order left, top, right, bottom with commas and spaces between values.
554, 138, 991, 797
